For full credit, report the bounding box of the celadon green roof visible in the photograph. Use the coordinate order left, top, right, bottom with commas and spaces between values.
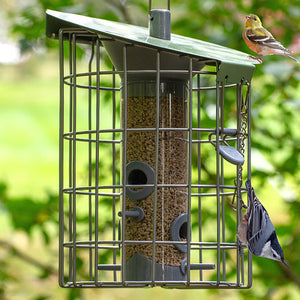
46, 9, 257, 83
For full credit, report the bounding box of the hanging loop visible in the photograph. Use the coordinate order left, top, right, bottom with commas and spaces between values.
149, 0, 171, 13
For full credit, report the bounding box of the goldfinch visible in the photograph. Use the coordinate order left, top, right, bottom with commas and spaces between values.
243, 14, 298, 63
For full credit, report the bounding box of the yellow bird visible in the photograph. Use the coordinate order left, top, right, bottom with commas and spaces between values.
243, 14, 298, 63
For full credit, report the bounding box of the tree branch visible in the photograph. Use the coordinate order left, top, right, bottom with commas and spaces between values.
0, 240, 57, 275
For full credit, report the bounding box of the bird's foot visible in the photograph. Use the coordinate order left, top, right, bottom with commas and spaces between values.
237, 239, 245, 258
248, 55, 263, 63
241, 200, 248, 209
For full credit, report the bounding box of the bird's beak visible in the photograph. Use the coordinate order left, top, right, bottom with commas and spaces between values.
282, 259, 290, 268
246, 15, 251, 20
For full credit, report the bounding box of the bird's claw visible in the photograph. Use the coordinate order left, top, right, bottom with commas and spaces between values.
241, 200, 248, 209
237, 239, 245, 258
248, 55, 263, 64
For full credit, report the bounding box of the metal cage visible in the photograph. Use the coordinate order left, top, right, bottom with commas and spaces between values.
47, 9, 256, 289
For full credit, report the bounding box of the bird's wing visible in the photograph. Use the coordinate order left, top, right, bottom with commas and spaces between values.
246, 28, 288, 51
245, 180, 274, 255
247, 200, 268, 254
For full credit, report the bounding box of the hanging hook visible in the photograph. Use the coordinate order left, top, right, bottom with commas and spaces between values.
231, 178, 248, 210
231, 179, 238, 211
208, 132, 216, 147
209, 129, 233, 147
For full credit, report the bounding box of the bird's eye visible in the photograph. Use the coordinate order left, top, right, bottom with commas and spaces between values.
273, 254, 277, 258
254, 17, 257, 21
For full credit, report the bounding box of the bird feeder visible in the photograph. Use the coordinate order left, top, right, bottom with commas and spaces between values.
46, 6, 257, 289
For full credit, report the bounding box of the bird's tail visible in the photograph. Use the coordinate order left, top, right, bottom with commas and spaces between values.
285, 50, 299, 63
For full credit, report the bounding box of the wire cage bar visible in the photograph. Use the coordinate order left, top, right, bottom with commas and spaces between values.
58, 28, 252, 289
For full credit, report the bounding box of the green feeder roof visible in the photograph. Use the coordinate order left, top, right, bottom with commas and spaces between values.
46, 9, 257, 83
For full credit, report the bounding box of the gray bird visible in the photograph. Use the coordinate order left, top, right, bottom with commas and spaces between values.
237, 179, 289, 267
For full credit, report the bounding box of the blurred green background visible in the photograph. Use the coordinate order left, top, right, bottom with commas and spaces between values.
0, 0, 300, 299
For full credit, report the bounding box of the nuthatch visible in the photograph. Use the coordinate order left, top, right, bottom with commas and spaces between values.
237, 179, 289, 267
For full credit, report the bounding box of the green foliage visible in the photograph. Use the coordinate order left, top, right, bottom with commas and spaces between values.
2, 191, 58, 238
1, 0, 300, 299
